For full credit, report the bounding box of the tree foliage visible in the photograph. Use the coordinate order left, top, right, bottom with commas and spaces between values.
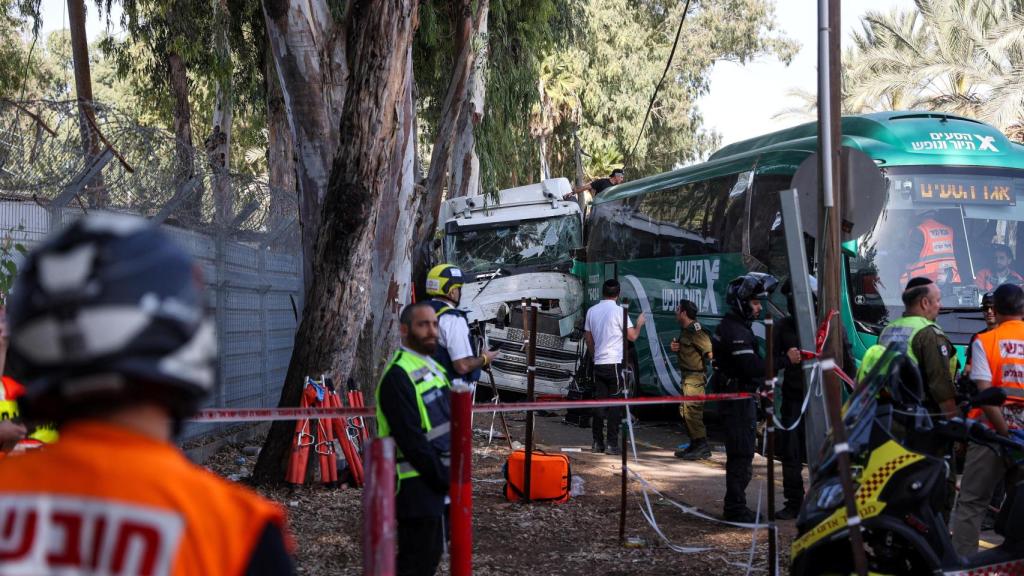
783, 0, 1024, 141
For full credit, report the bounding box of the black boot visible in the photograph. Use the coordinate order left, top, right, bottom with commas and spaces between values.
680, 438, 711, 460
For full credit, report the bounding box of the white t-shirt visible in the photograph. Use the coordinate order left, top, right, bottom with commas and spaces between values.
970, 339, 992, 382
585, 299, 633, 365
439, 312, 474, 363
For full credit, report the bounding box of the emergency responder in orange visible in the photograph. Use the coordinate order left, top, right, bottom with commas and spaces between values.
901, 214, 960, 285
0, 214, 296, 575
952, 283, 1024, 555
975, 244, 1024, 291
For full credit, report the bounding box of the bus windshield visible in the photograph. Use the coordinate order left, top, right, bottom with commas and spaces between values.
847, 166, 1024, 342
444, 214, 583, 276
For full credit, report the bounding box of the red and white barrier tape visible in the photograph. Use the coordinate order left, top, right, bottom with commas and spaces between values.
189, 392, 755, 424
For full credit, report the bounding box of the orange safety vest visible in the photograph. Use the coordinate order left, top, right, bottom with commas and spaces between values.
903, 218, 961, 284
0, 421, 291, 575
968, 320, 1024, 427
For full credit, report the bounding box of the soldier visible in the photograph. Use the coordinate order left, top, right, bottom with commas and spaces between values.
670, 299, 713, 460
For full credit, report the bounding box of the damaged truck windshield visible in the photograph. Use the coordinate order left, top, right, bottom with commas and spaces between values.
444, 215, 582, 276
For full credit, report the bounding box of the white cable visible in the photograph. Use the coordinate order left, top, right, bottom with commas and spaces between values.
744, 481, 764, 576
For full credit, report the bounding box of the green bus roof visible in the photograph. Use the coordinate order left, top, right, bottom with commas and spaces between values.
594, 111, 1024, 206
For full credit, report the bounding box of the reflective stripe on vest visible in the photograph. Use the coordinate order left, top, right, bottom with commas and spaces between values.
968, 320, 1024, 424
903, 219, 960, 283
375, 349, 451, 484
857, 316, 954, 381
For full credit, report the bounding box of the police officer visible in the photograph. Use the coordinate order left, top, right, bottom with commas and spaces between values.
0, 214, 295, 575
713, 272, 778, 523
670, 299, 712, 460
425, 264, 496, 385
376, 301, 452, 576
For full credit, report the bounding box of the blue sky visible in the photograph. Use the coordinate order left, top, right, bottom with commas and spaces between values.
37, 0, 914, 149
699, 0, 916, 146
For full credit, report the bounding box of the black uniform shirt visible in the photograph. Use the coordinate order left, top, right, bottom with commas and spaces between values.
713, 310, 765, 388
377, 361, 450, 518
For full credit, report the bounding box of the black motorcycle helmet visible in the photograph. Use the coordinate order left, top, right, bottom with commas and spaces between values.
726, 272, 779, 319
7, 214, 216, 424
780, 275, 818, 316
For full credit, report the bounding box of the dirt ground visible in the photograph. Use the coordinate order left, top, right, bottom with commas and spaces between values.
207, 410, 802, 575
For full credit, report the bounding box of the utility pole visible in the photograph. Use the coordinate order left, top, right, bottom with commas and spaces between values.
818, 0, 867, 574
66, 0, 106, 208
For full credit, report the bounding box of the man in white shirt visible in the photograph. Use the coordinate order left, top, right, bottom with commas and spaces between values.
584, 278, 645, 454
425, 264, 497, 385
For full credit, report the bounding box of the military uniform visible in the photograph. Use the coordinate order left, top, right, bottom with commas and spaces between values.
676, 321, 712, 442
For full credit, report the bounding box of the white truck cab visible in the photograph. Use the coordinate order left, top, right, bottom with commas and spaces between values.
438, 178, 585, 397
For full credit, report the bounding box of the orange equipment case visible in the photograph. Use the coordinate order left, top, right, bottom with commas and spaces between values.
503, 449, 571, 503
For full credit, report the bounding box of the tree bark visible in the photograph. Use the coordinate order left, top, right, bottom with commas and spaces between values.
352, 42, 420, 391
168, 52, 203, 224
410, 1, 480, 300
208, 0, 233, 227
266, 41, 296, 234
449, 0, 488, 199
262, 0, 348, 293
67, 0, 107, 209
252, 0, 418, 485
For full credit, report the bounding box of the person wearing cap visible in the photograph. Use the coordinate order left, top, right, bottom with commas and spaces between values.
424, 264, 497, 385
952, 283, 1024, 555
669, 299, 712, 460
564, 168, 626, 201
859, 277, 958, 419
0, 214, 295, 575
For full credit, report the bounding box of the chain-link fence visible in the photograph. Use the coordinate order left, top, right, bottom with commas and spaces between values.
0, 99, 303, 442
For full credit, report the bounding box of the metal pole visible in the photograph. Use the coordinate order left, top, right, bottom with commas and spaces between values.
619, 420, 627, 544
778, 189, 825, 463
363, 438, 396, 576
764, 317, 777, 576
523, 300, 538, 502
819, 0, 867, 573
449, 383, 474, 576
486, 368, 514, 449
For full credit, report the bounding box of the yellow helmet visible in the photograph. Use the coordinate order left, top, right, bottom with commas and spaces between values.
426, 264, 465, 297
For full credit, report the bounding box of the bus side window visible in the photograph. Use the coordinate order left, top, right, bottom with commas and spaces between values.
708, 173, 746, 254
749, 174, 791, 273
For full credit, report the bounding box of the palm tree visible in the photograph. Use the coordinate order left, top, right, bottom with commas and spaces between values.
841, 0, 1024, 135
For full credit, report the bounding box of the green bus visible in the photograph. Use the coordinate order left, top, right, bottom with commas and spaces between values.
583, 111, 1024, 396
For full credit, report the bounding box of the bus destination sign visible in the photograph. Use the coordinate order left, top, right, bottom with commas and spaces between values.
911, 177, 1016, 206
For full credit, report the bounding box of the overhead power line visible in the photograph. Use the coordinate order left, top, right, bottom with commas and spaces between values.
628, 0, 693, 162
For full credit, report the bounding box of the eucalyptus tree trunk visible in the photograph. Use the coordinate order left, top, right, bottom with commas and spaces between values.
253, 0, 418, 485
168, 52, 203, 224
208, 0, 233, 227
449, 0, 488, 199
265, 43, 296, 233
262, 0, 348, 293
411, 1, 480, 300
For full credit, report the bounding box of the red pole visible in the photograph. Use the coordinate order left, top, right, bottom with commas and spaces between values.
363, 438, 396, 576
450, 382, 474, 576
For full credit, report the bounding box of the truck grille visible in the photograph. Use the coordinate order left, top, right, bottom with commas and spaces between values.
499, 328, 578, 362
491, 360, 572, 382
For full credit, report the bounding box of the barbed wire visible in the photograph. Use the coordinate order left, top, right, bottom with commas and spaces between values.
0, 99, 298, 245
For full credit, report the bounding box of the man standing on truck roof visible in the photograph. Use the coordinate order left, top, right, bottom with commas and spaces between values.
584, 278, 645, 455
564, 168, 626, 201
425, 264, 497, 386
670, 299, 713, 460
